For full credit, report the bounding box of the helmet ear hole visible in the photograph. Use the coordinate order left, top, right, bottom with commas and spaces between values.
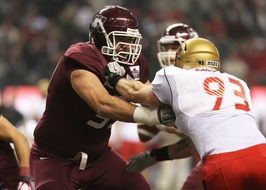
184, 44, 187, 51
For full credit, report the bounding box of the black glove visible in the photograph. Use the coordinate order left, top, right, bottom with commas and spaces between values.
17, 176, 35, 190
104, 61, 125, 89
157, 105, 176, 125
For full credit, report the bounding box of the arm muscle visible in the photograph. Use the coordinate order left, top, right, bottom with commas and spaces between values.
70, 69, 136, 122
116, 78, 161, 106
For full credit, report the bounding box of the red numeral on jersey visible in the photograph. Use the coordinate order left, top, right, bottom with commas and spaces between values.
228, 78, 250, 111
203, 77, 250, 111
204, 77, 225, 110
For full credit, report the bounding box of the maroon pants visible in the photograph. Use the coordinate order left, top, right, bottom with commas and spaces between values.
0, 151, 19, 189
30, 143, 150, 190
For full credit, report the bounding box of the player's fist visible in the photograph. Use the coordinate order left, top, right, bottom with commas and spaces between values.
104, 61, 125, 89
158, 105, 176, 125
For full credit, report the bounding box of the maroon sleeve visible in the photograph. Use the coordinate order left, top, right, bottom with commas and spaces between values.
138, 53, 150, 83
64, 42, 108, 82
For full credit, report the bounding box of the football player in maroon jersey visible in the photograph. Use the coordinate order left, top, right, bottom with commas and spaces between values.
29, 5, 174, 190
0, 113, 35, 189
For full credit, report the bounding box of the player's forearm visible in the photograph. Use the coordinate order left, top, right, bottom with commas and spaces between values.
150, 136, 196, 161
98, 95, 171, 125
168, 136, 196, 159
116, 79, 160, 106
116, 79, 144, 102
12, 132, 30, 167
96, 94, 136, 122
0, 116, 30, 167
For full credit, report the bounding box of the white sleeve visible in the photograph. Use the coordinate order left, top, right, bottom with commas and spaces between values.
151, 68, 173, 105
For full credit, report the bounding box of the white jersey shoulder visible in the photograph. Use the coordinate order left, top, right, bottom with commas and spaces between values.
151, 67, 266, 158
152, 67, 253, 117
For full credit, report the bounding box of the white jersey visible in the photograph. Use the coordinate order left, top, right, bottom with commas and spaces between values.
152, 67, 266, 159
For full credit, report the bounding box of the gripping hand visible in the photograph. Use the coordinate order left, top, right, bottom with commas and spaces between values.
104, 61, 125, 89
158, 105, 176, 125
126, 151, 157, 173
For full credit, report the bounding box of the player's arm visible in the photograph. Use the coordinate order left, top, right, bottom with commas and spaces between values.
127, 136, 196, 172
70, 69, 174, 125
0, 115, 35, 190
168, 135, 196, 159
105, 62, 161, 107
0, 115, 30, 168
116, 79, 161, 107
71, 69, 136, 122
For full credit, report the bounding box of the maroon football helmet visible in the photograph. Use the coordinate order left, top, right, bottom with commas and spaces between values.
89, 5, 142, 65
157, 23, 198, 67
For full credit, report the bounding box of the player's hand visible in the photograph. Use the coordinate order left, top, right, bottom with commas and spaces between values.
157, 124, 183, 136
158, 105, 176, 125
17, 176, 36, 190
126, 151, 157, 173
104, 61, 125, 89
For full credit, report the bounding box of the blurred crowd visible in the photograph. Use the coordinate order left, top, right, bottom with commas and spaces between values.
0, 0, 266, 87
1, 0, 266, 190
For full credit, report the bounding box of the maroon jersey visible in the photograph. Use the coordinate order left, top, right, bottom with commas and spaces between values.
34, 42, 149, 159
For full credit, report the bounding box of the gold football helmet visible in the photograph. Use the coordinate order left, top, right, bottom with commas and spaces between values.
176, 38, 220, 70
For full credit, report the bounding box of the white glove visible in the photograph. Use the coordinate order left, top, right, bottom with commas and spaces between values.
133, 105, 176, 126
126, 151, 157, 173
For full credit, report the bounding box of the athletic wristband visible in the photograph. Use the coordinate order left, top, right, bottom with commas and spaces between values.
19, 166, 30, 176
150, 146, 171, 161
109, 74, 123, 89
133, 106, 160, 126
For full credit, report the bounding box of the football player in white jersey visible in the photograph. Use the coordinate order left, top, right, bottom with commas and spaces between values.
140, 23, 202, 190
104, 37, 266, 190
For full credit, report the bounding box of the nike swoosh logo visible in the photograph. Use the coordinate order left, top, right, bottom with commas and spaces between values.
40, 157, 50, 160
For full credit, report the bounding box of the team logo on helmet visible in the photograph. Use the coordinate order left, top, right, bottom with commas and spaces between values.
91, 14, 106, 29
